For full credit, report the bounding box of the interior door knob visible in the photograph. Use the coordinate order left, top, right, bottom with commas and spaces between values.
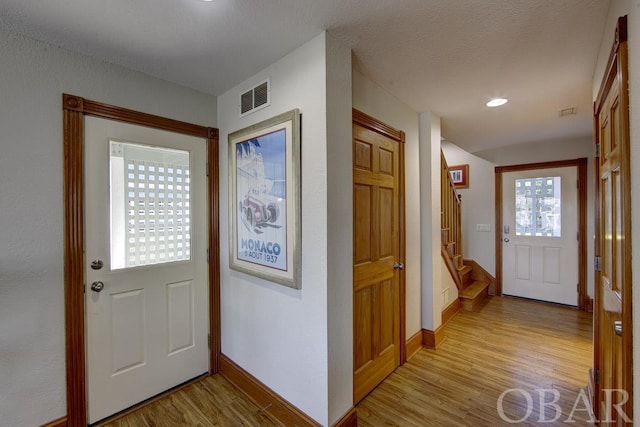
393, 262, 405, 270
91, 281, 105, 293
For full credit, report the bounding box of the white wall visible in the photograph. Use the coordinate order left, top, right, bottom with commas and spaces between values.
440, 259, 459, 309
218, 32, 352, 426
352, 69, 422, 339
474, 136, 593, 167
0, 30, 217, 427
325, 32, 353, 425
592, 0, 640, 418
419, 113, 443, 331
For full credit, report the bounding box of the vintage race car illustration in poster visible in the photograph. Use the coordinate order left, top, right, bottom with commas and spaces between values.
235, 129, 287, 271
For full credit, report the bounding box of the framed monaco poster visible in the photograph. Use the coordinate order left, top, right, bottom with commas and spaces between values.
228, 109, 301, 289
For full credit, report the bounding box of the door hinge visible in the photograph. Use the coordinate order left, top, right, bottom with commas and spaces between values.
206, 162, 210, 176
208, 333, 211, 349
595, 256, 601, 272
595, 368, 600, 385
207, 248, 210, 264
595, 143, 601, 158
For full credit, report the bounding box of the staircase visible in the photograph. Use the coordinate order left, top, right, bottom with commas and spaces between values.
440, 151, 493, 311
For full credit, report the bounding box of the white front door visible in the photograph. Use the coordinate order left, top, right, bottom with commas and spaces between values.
502, 166, 578, 306
85, 116, 209, 423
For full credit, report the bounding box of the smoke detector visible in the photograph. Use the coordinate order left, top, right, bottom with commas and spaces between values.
559, 107, 577, 117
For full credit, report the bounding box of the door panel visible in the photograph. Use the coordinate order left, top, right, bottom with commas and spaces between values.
85, 116, 209, 423
353, 122, 401, 404
378, 280, 394, 350
111, 289, 145, 373
354, 184, 372, 263
597, 75, 626, 423
502, 167, 578, 305
542, 246, 561, 284
167, 280, 195, 354
354, 288, 373, 369
515, 245, 530, 280
379, 188, 394, 256
593, 16, 632, 424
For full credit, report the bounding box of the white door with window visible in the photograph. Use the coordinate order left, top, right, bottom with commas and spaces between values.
502, 166, 578, 306
85, 116, 209, 423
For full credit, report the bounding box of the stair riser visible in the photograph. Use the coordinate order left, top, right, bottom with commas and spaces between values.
453, 255, 462, 269
462, 272, 472, 287
446, 243, 455, 258
461, 287, 489, 311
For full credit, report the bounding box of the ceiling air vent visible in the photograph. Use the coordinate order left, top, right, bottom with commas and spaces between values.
240, 79, 270, 116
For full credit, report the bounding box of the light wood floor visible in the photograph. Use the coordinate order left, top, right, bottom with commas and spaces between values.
100, 296, 592, 426
357, 296, 593, 426
98, 374, 283, 427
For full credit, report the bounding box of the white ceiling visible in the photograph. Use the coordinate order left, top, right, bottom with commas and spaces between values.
0, 0, 611, 152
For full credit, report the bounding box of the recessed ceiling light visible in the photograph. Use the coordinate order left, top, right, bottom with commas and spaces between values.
487, 98, 508, 107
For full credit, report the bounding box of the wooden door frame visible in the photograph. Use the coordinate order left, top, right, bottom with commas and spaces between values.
494, 158, 588, 310
62, 94, 220, 427
352, 108, 407, 363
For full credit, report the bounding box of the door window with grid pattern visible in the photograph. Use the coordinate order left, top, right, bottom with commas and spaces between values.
515, 176, 561, 237
110, 141, 191, 270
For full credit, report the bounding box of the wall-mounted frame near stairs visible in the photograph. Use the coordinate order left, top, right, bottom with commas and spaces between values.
495, 158, 588, 310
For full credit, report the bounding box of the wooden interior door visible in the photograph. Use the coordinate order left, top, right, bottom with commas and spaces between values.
592, 16, 632, 425
353, 111, 404, 403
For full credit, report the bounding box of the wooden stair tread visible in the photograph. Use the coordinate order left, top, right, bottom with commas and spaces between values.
460, 281, 490, 299
457, 265, 472, 274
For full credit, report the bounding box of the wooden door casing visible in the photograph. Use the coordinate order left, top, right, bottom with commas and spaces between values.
353, 110, 405, 404
593, 16, 632, 425
494, 158, 588, 308
62, 95, 220, 427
